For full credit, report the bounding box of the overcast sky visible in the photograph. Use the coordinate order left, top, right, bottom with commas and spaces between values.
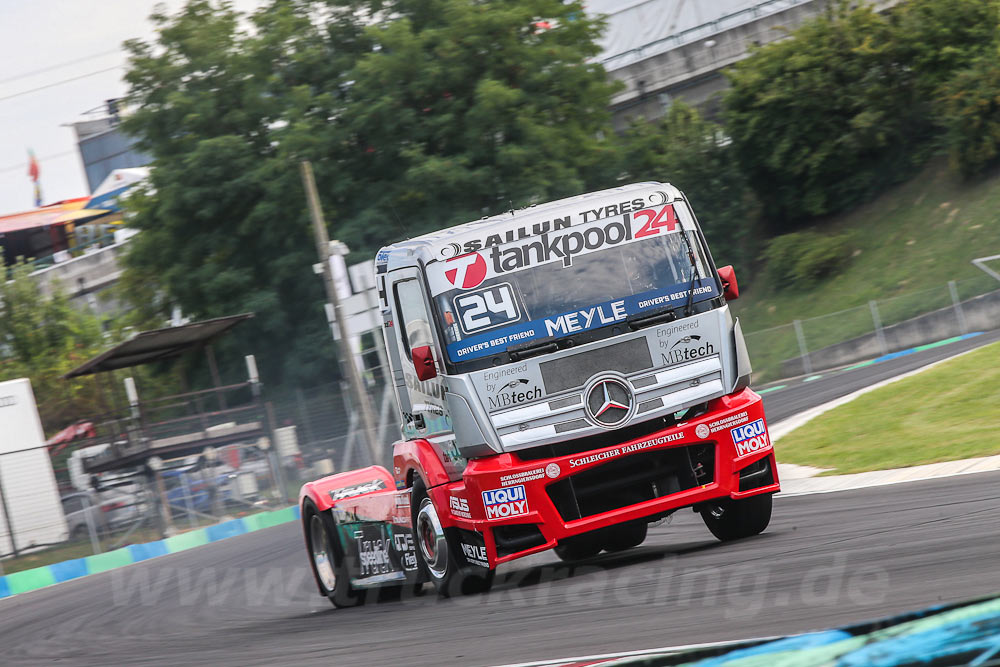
0, 0, 262, 217
0, 0, 744, 218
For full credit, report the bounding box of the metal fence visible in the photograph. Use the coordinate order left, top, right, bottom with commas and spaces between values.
0, 439, 292, 566
0, 351, 399, 573
742, 276, 1000, 383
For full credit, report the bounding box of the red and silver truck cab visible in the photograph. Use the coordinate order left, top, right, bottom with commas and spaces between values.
300, 183, 778, 605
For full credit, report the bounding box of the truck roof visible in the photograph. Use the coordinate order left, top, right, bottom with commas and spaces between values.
376, 182, 682, 269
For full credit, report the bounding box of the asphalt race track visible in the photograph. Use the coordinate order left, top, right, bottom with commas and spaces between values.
2, 333, 998, 667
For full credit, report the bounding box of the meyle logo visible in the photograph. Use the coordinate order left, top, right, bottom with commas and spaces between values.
731, 419, 771, 458
461, 542, 489, 567
482, 485, 528, 520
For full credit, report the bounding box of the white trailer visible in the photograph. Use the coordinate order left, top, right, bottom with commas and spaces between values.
0, 378, 69, 555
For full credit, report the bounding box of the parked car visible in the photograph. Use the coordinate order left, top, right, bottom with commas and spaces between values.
61, 492, 106, 540
61, 489, 145, 541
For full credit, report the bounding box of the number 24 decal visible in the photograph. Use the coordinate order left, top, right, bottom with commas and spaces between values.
454, 284, 520, 333
634, 204, 678, 238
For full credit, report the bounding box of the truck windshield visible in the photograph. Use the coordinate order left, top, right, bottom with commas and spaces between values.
433, 224, 718, 365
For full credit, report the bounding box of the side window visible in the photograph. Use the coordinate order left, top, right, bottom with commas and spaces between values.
394, 278, 433, 356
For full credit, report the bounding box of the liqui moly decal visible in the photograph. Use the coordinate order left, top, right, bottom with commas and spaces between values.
731, 419, 771, 458
482, 484, 529, 520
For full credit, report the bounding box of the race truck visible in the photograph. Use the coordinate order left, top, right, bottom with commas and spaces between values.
300, 182, 779, 606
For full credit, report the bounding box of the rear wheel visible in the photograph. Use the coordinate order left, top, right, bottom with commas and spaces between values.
412, 479, 493, 597
303, 499, 361, 608
700, 494, 772, 542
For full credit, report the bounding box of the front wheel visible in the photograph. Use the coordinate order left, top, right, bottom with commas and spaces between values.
602, 521, 648, 553
553, 533, 602, 562
303, 499, 361, 608
700, 493, 772, 542
412, 479, 493, 597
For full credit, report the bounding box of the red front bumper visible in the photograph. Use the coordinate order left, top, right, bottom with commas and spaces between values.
430, 387, 778, 567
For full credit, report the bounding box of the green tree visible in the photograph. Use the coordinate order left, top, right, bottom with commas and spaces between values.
616, 102, 758, 273
293, 0, 620, 251
939, 57, 1000, 178
121, 0, 344, 387
121, 0, 619, 387
0, 262, 107, 434
724, 0, 1000, 227
893, 0, 1000, 94
724, 2, 932, 226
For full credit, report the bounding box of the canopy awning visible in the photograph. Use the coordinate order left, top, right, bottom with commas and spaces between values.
64, 313, 254, 378
52, 208, 111, 224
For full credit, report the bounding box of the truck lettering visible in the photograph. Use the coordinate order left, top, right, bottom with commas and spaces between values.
489, 217, 633, 272
544, 301, 626, 336
580, 198, 645, 223
460, 217, 572, 254
660, 341, 715, 364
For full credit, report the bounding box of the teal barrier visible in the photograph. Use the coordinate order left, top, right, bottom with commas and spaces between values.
0, 505, 301, 600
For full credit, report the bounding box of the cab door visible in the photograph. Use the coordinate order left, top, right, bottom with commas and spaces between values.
384, 267, 451, 439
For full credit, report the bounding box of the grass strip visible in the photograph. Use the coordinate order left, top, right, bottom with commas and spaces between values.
776, 341, 1000, 474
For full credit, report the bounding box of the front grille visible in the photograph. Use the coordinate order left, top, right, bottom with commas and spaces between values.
515, 403, 708, 462
546, 443, 715, 521
540, 338, 652, 394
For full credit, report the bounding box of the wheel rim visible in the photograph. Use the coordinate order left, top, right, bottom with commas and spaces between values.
416, 497, 449, 580
310, 514, 337, 592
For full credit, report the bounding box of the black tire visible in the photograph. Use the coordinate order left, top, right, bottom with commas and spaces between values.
411, 478, 494, 597
602, 521, 648, 553
700, 493, 772, 542
303, 499, 362, 608
553, 533, 603, 562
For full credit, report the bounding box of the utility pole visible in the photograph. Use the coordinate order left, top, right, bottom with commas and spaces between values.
300, 161, 381, 465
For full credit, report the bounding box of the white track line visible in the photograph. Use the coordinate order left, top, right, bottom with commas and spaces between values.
490, 636, 778, 667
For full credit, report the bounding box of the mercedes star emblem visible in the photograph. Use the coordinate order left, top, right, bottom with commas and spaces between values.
585, 377, 635, 428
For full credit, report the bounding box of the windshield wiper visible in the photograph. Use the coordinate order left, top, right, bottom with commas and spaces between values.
679, 231, 701, 318
627, 305, 677, 331
508, 338, 560, 362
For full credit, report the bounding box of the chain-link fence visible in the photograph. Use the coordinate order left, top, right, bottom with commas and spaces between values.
0, 338, 401, 574
268, 346, 400, 476
0, 438, 296, 569
743, 276, 1000, 383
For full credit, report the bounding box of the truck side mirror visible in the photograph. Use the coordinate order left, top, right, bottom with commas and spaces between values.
411, 345, 437, 381
718, 265, 739, 301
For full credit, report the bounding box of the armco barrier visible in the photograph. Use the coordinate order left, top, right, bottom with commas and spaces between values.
0, 505, 301, 600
